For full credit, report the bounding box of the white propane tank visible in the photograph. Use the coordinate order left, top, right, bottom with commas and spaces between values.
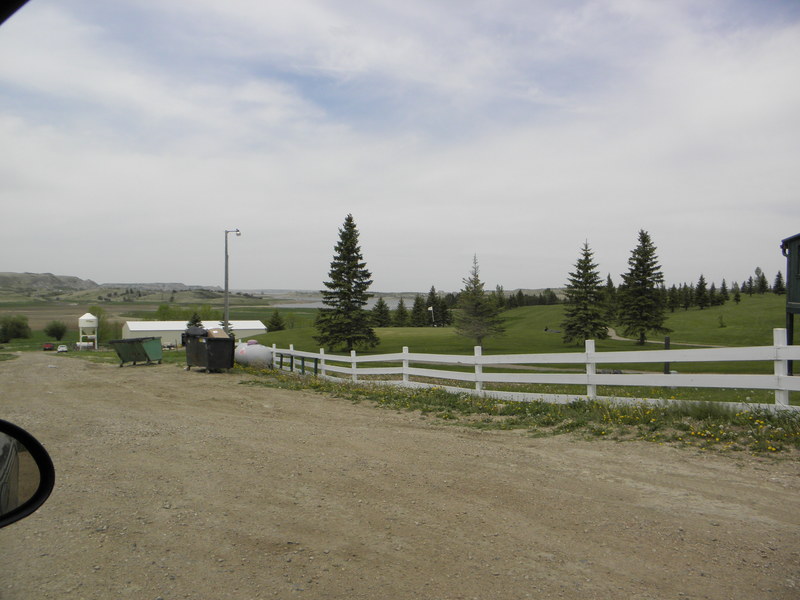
234, 341, 273, 368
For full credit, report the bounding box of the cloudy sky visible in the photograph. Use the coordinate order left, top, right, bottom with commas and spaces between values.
1, 1, 797, 293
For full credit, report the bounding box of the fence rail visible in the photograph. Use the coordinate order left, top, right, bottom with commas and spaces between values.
269, 328, 800, 411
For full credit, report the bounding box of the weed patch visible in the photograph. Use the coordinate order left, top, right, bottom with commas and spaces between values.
239, 367, 800, 456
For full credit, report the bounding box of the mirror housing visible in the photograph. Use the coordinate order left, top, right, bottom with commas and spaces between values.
0, 419, 55, 528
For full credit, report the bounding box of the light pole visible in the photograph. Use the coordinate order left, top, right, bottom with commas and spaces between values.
428, 305, 435, 327
223, 228, 241, 333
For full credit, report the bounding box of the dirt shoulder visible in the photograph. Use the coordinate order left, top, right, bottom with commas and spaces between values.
2, 352, 799, 599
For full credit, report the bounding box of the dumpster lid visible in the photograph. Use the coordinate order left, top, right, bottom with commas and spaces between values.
206, 328, 231, 339
184, 326, 207, 337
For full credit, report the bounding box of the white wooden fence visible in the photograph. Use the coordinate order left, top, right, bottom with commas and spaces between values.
269, 328, 800, 411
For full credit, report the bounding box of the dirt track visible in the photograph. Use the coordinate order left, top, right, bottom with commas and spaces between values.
2, 352, 799, 599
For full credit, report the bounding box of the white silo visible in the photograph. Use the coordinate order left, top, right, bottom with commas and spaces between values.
78, 312, 98, 350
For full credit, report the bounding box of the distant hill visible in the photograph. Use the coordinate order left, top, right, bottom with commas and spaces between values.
0, 272, 223, 299
100, 282, 222, 291
0, 272, 98, 293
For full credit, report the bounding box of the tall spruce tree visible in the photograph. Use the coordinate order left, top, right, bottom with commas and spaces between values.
393, 298, 409, 326
695, 274, 709, 309
371, 297, 393, 327
561, 242, 608, 344
454, 256, 505, 347
314, 214, 379, 351
410, 295, 428, 327
618, 230, 670, 344
773, 271, 786, 294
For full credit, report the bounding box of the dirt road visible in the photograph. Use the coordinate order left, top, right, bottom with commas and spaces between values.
1, 352, 798, 599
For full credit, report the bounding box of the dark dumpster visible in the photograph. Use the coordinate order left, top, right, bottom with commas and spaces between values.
109, 337, 163, 367
183, 327, 234, 372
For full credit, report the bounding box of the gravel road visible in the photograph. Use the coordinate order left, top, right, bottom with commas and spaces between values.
1, 352, 798, 599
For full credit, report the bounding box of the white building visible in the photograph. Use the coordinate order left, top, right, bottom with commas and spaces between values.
122, 320, 267, 347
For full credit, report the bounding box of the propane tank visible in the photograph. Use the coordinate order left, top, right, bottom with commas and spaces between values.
234, 341, 273, 368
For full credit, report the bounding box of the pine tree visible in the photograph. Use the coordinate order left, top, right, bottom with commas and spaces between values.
618, 230, 670, 344
426, 286, 443, 326
410, 295, 428, 327
720, 279, 729, 302
393, 298, 409, 327
371, 297, 392, 327
603, 275, 618, 322
186, 312, 203, 328
667, 285, 680, 313
773, 271, 786, 295
708, 282, 721, 306
454, 256, 505, 347
266, 309, 286, 332
314, 214, 379, 351
561, 242, 608, 344
755, 267, 769, 294
695, 275, 709, 309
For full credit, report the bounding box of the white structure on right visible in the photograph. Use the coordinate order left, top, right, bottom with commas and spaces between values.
78, 312, 98, 350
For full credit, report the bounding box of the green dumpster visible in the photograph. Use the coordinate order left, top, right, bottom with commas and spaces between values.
109, 337, 163, 367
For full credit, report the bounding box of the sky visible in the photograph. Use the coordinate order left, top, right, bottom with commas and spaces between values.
1, 0, 798, 293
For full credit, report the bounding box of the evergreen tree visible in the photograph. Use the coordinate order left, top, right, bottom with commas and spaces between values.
602, 275, 618, 322
561, 242, 608, 344
493, 285, 506, 310
371, 297, 392, 327
695, 275, 709, 309
773, 271, 786, 294
667, 285, 680, 313
393, 298, 409, 327
617, 230, 670, 344
720, 279, 729, 302
680, 283, 694, 310
744, 276, 754, 295
410, 295, 428, 327
454, 256, 505, 347
314, 214, 379, 351
708, 282, 721, 306
186, 312, 203, 328
732, 281, 742, 304
515, 289, 525, 307
426, 286, 448, 326
755, 267, 769, 294
266, 309, 286, 332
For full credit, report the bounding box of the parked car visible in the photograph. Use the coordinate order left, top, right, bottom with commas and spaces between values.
56, 345, 68, 353
42, 343, 55, 351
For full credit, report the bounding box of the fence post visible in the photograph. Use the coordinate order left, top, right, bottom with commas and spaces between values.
585, 339, 597, 399
272, 344, 277, 371
402, 346, 409, 384
774, 328, 789, 406
474, 346, 483, 394
289, 344, 295, 372
351, 350, 358, 383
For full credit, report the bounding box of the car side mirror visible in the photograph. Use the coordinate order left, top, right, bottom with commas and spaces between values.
0, 419, 55, 528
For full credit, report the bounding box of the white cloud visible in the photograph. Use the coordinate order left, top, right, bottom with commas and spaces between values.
0, 0, 796, 290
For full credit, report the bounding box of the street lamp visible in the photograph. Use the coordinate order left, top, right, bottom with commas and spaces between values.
223, 228, 241, 333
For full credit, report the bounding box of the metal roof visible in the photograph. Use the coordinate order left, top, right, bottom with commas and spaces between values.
125, 320, 266, 332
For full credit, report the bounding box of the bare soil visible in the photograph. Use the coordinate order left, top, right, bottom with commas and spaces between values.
2, 352, 799, 599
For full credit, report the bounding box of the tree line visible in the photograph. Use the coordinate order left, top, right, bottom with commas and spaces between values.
561, 231, 787, 345
310, 216, 789, 352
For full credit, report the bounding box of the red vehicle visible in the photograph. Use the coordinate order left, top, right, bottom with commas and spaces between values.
42, 343, 55, 351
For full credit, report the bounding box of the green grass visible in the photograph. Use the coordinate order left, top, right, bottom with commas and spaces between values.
240, 367, 800, 455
